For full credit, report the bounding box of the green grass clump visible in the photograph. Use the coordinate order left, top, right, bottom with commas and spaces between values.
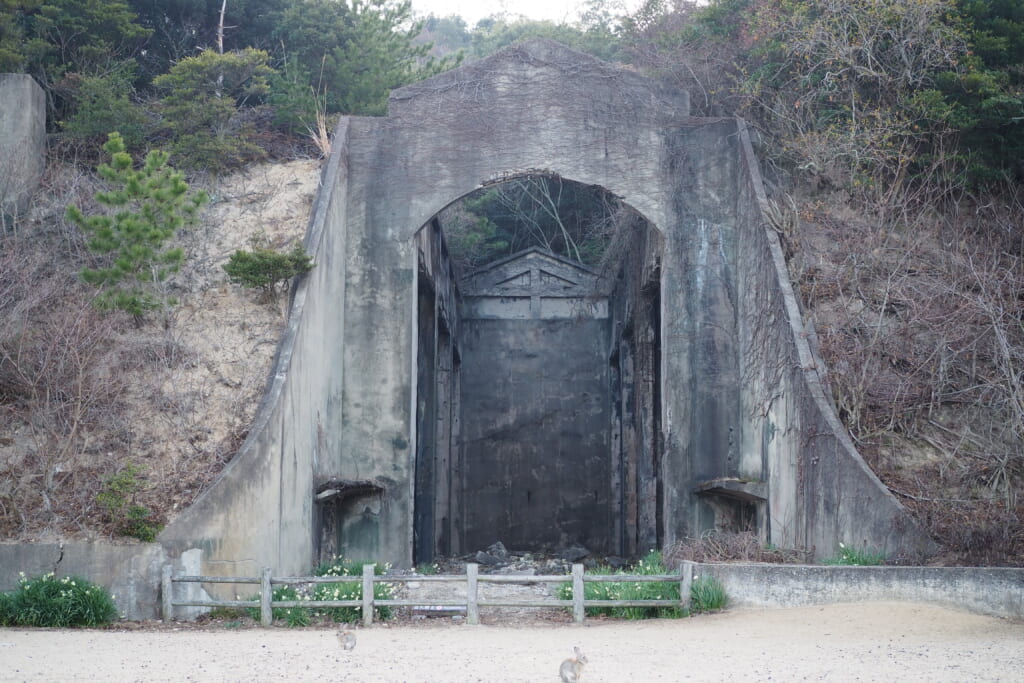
314, 558, 394, 622
558, 550, 683, 620
690, 576, 728, 612
246, 585, 310, 627
558, 551, 730, 619
823, 542, 886, 566
243, 558, 396, 627
0, 590, 15, 625
0, 573, 118, 627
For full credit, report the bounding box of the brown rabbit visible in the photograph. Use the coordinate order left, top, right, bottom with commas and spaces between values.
559, 646, 587, 683
337, 628, 357, 651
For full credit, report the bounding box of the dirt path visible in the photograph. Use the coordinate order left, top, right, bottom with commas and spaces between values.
2, 602, 1022, 682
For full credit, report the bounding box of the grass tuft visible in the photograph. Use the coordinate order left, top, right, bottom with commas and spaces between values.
558, 550, 684, 620
823, 542, 886, 566
245, 585, 310, 627
690, 576, 728, 612
0, 573, 118, 627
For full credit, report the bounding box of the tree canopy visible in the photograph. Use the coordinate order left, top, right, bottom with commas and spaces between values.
0, 0, 1019, 186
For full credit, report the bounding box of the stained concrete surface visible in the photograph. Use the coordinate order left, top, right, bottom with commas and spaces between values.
0, 74, 46, 218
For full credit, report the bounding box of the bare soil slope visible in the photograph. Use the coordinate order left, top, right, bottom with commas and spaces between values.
0, 159, 320, 540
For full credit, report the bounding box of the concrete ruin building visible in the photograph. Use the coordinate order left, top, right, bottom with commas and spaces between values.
0, 40, 939, 617
157, 39, 934, 579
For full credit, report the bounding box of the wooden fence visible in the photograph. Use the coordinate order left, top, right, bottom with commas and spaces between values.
162, 562, 696, 626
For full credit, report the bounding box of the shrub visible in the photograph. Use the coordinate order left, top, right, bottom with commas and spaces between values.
824, 542, 887, 566
60, 61, 148, 153
0, 589, 14, 625
268, 53, 318, 136
222, 242, 314, 300
2, 573, 118, 627
95, 462, 162, 542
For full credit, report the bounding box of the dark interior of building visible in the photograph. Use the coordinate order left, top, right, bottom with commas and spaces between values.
411, 177, 665, 563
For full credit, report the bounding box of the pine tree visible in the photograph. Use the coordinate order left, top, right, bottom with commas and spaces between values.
67, 132, 208, 321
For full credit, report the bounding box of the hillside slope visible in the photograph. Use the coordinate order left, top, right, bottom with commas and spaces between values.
782, 190, 1023, 565
0, 158, 320, 541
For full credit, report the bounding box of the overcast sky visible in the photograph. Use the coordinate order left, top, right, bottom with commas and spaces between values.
409, 0, 642, 27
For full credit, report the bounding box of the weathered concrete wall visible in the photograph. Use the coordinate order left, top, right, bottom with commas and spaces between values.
412, 220, 461, 562
158, 120, 352, 584
459, 249, 612, 554
658, 121, 745, 544
732, 122, 936, 560
606, 226, 663, 555
0, 74, 46, 219
694, 562, 1024, 620
324, 40, 692, 567
461, 317, 611, 553
0, 542, 176, 621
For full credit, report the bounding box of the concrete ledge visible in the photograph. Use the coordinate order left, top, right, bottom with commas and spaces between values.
693, 562, 1024, 620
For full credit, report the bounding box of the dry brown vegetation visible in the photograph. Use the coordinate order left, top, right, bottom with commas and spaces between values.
782, 187, 1024, 565
628, 0, 1024, 566
0, 157, 320, 540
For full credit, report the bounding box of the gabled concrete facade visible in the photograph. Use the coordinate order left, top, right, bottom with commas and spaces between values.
160, 39, 934, 582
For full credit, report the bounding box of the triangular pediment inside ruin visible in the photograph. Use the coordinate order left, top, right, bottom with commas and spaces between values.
460, 248, 601, 298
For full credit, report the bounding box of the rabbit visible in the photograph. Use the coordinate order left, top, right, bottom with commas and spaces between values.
559, 646, 587, 683
337, 628, 357, 651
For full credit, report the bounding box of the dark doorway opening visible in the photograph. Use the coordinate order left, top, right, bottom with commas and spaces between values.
412, 177, 664, 560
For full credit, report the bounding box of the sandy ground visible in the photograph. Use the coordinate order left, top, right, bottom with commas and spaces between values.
2, 602, 1022, 682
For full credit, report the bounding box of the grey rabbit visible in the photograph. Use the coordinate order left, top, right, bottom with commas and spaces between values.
559, 646, 587, 682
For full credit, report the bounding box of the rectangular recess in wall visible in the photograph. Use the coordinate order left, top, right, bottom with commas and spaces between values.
539, 297, 608, 319
462, 296, 531, 319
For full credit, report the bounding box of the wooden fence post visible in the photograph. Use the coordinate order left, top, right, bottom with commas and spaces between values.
260, 567, 273, 627
572, 563, 585, 624
680, 560, 694, 613
362, 564, 375, 627
161, 565, 173, 622
466, 563, 479, 625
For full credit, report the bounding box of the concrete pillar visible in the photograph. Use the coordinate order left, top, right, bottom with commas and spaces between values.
0, 74, 46, 221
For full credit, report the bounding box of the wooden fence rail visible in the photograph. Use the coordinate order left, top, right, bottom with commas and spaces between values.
162, 561, 696, 626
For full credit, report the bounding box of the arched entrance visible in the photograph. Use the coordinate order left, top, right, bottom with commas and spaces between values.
411, 177, 664, 563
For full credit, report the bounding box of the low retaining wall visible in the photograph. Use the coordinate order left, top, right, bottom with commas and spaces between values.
1, 543, 1020, 621
693, 562, 1024, 620
0, 543, 209, 621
